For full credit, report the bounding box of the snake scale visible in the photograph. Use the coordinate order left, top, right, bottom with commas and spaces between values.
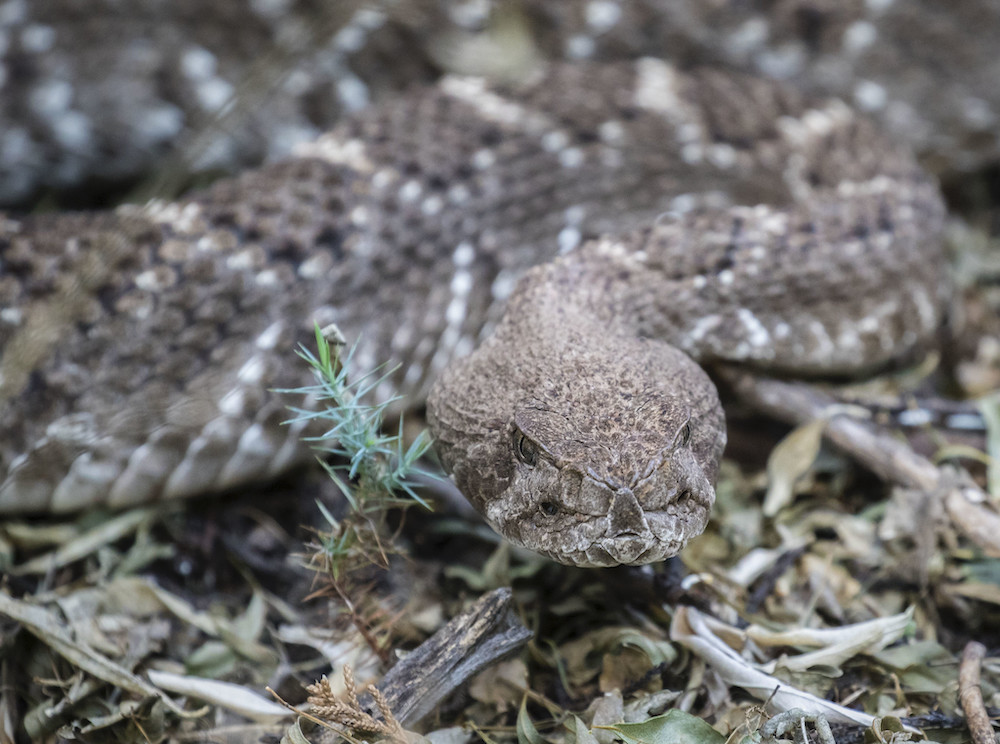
0, 1, 973, 566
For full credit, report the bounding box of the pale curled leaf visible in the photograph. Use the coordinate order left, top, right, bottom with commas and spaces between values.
10, 508, 157, 575
565, 716, 601, 744
605, 628, 677, 666
2, 520, 79, 549
517, 696, 546, 744
232, 590, 268, 640
726, 547, 792, 588
424, 728, 473, 744
104, 577, 275, 662
979, 392, 1000, 498
746, 607, 914, 673
670, 606, 897, 729
281, 717, 316, 744
146, 669, 289, 722
763, 418, 827, 516
621, 690, 684, 723
275, 624, 380, 678
595, 710, 725, 744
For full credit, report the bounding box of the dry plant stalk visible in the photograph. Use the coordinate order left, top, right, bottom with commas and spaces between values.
307, 664, 407, 743
292, 325, 437, 663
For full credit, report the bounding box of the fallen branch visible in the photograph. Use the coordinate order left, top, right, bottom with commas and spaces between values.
312, 587, 532, 742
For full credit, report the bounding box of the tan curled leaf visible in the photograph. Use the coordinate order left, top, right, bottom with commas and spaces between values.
942, 579, 1000, 606
469, 658, 528, 709
146, 669, 289, 722
763, 418, 827, 516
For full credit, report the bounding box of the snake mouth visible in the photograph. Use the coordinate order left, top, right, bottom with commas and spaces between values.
584, 534, 663, 567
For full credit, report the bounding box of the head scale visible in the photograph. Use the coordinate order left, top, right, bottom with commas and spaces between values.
428, 329, 725, 567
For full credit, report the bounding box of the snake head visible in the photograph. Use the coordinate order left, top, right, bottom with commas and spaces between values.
428, 329, 726, 567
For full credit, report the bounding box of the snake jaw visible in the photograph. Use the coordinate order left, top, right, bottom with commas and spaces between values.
478, 459, 717, 568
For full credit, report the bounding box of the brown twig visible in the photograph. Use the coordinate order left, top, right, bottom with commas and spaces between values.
959, 641, 997, 744
311, 587, 532, 743
721, 370, 1000, 556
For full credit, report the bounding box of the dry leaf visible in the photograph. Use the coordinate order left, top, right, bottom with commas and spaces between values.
763, 418, 827, 516
670, 606, 915, 729
146, 669, 289, 722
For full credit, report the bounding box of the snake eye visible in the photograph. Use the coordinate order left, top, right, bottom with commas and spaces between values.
539, 501, 559, 516
676, 421, 692, 448
513, 429, 538, 466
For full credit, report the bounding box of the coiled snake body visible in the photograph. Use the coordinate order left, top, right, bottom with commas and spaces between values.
0, 60, 948, 565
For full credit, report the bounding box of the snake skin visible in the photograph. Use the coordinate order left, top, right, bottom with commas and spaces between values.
0, 2, 972, 564
1, 1, 998, 206
426, 63, 946, 566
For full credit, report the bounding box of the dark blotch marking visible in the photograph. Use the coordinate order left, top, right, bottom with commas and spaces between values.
715, 216, 742, 273
95, 284, 120, 315
714, 255, 735, 272
877, 201, 894, 232
480, 126, 503, 146
314, 225, 345, 261
795, 6, 829, 50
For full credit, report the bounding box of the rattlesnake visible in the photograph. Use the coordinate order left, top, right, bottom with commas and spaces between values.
0, 56, 949, 568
